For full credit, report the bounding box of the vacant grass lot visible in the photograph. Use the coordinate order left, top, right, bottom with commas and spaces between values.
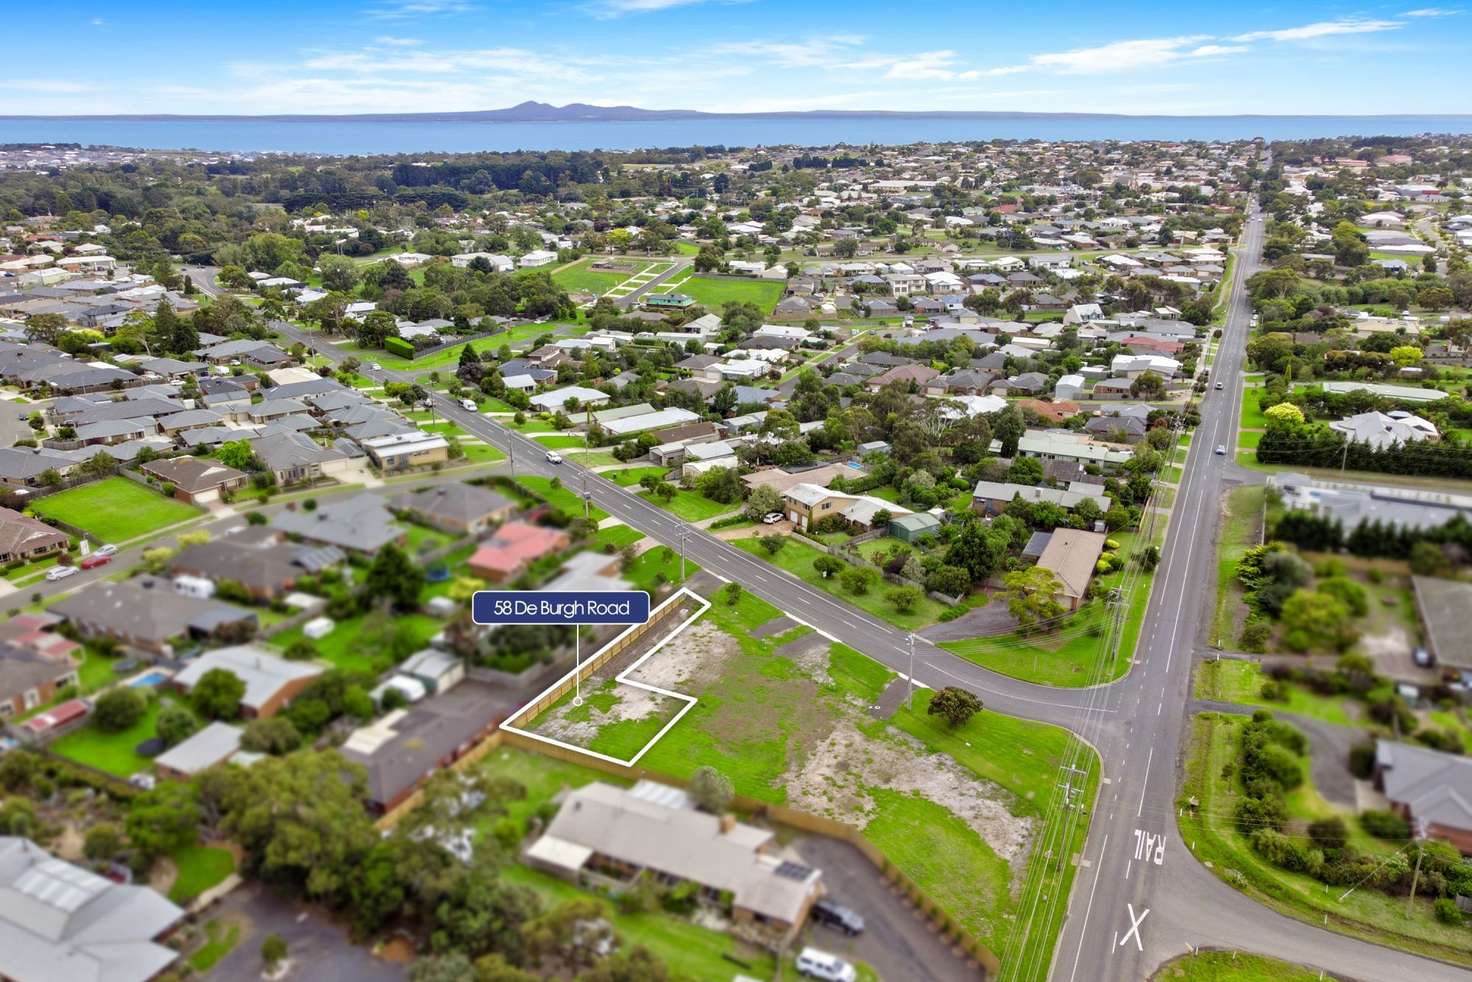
31, 477, 199, 543
1180, 713, 1472, 966
550, 257, 633, 296
515, 475, 608, 521
673, 275, 785, 315
731, 535, 947, 630
640, 487, 739, 522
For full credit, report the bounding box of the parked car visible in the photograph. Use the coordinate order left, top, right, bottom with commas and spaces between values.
127, 772, 155, 791
810, 898, 865, 935
1215, 444, 1227, 456
79, 554, 111, 570
762, 512, 784, 525
94, 544, 117, 558
45, 566, 79, 582
1414, 646, 1435, 668
545, 451, 563, 464
460, 398, 478, 412
796, 948, 856, 982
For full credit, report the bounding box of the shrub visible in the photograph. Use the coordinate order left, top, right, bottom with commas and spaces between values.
1348, 742, 1377, 779
92, 687, 146, 733
1239, 618, 1272, 652
1308, 817, 1349, 851
1360, 809, 1410, 841
383, 336, 415, 359
1234, 794, 1287, 835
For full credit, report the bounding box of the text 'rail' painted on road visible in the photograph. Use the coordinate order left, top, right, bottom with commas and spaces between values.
472, 590, 652, 625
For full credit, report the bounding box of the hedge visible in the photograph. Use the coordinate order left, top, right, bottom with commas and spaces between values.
383, 336, 416, 359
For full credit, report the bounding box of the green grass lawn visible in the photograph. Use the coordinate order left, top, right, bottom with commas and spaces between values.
270, 612, 442, 674
672, 275, 785, 315
30, 477, 199, 543
52, 698, 165, 777
457, 441, 507, 464
594, 524, 645, 551
731, 535, 947, 630
188, 918, 241, 973
1211, 485, 1264, 648
1180, 713, 1472, 966
551, 257, 635, 295
640, 488, 739, 522
1152, 951, 1323, 981
396, 521, 455, 555
1239, 387, 1267, 430
1237, 429, 1263, 449
607, 466, 668, 487
169, 845, 236, 903
622, 546, 696, 592
515, 476, 608, 521
533, 433, 586, 449
1193, 659, 1359, 726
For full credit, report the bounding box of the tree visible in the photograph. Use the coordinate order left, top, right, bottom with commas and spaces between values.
23, 313, 67, 345
217, 439, 257, 472
688, 765, 734, 813
318, 254, 359, 293
812, 555, 844, 579
1410, 540, 1451, 576
125, 781, 200, 861
1129, 371, 1166, 399
191, 668, 246, 720
218, 750, 378, 901
361, 543, 425, 612
241, 716, 303, 755
1263, 402, 1305, 426
840, 565, 877, 595
927, 686, 983, 727
759, 533, 785, 556
93, 687, 146, 733
992, 405, 1025, 457
1279, 589, 1355, 652
156, 703, 200, 748
261, 934, 288, 971
83, 823, 123, 862
742, 485, 781, 523
1002, 566, 1066, 633
888, 586, 921, 614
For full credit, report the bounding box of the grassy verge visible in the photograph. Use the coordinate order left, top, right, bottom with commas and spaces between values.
1193, 659, 1360, 726
1179, 712, 1472, 966
188, 918, 242, 973
1211, 485, 1263, 648
516, 475, 609, 521
640, 488, 739, 522
1151, 950, 1322, 981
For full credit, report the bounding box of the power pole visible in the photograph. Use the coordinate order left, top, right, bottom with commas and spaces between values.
678, 527, 689, 582
906, 633, 916, 711
1407, 819, 1428, 917
582, 472, 591, 520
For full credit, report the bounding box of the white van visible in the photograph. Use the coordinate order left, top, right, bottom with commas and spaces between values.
795, 948, 856, 982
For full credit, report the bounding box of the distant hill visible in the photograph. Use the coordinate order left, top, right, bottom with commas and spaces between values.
1, 101, 1460, 123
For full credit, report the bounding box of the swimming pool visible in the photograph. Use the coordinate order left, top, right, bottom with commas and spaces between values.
128, 671, 169, 688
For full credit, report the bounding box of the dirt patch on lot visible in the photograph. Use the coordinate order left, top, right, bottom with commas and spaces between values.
623, 619, 736, 691
785, 720, 1034, 868
530, 681, 679, 745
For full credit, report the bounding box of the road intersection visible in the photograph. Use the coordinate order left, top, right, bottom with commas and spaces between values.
267, 232, 1470, 979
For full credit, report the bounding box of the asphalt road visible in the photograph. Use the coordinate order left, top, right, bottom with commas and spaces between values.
267, 233, 1472, 980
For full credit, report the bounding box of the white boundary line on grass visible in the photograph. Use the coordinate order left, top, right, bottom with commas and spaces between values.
499, 586, 713, 768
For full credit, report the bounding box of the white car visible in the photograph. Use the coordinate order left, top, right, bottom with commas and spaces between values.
45, 566, 79, 582
94, 544, 117, 558
795, 948, 856, 982
460, 398, 478, 412
1214, 381, 1223, 390
1215, 444, 1227, 456
368, 362, 382, 371
128, 772, 156, 791
545, 451, 563, 464
762, 512, 784, 525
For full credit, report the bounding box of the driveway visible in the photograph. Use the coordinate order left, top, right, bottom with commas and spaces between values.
1281, 712, 1361, 809
918, 600, 1016, 642
208, 882, 406, 982
787, 835, 984, 982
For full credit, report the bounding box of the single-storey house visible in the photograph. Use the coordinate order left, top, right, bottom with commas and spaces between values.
0, 507, 68, 565
390, 483, 514, 535
1035, 528, 1107, 611
468, 521, 570, 582
171, 645, 322, 719
141, 456, 248, 504
50, 578, 257, 656
153, 721, 244, 779
1375, 740, 1472, 853
0, 644, 78, 721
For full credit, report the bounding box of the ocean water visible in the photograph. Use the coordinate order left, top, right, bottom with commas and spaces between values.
1, 115, 1470, 155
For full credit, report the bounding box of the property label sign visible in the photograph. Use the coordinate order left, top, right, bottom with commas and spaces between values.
472, 590, 651, 625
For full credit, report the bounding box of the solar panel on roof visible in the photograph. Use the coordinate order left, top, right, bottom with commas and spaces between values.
774, 860, 813, 881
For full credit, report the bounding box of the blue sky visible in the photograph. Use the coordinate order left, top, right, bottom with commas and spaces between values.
4, 2, 1469, 115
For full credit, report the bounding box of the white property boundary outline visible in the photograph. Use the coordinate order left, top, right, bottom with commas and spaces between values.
499, 586, 713, 768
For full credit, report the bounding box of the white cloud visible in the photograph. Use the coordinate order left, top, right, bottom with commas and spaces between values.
1233, 19, 1401, 43
0, 80, 96, 94
588, 0, 735, 18
709, 36, 867, 69
365, 0, 476, 20
374, 35, 423, 46
1029, 35, 1217, 73
1403, 7, 1464, 16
